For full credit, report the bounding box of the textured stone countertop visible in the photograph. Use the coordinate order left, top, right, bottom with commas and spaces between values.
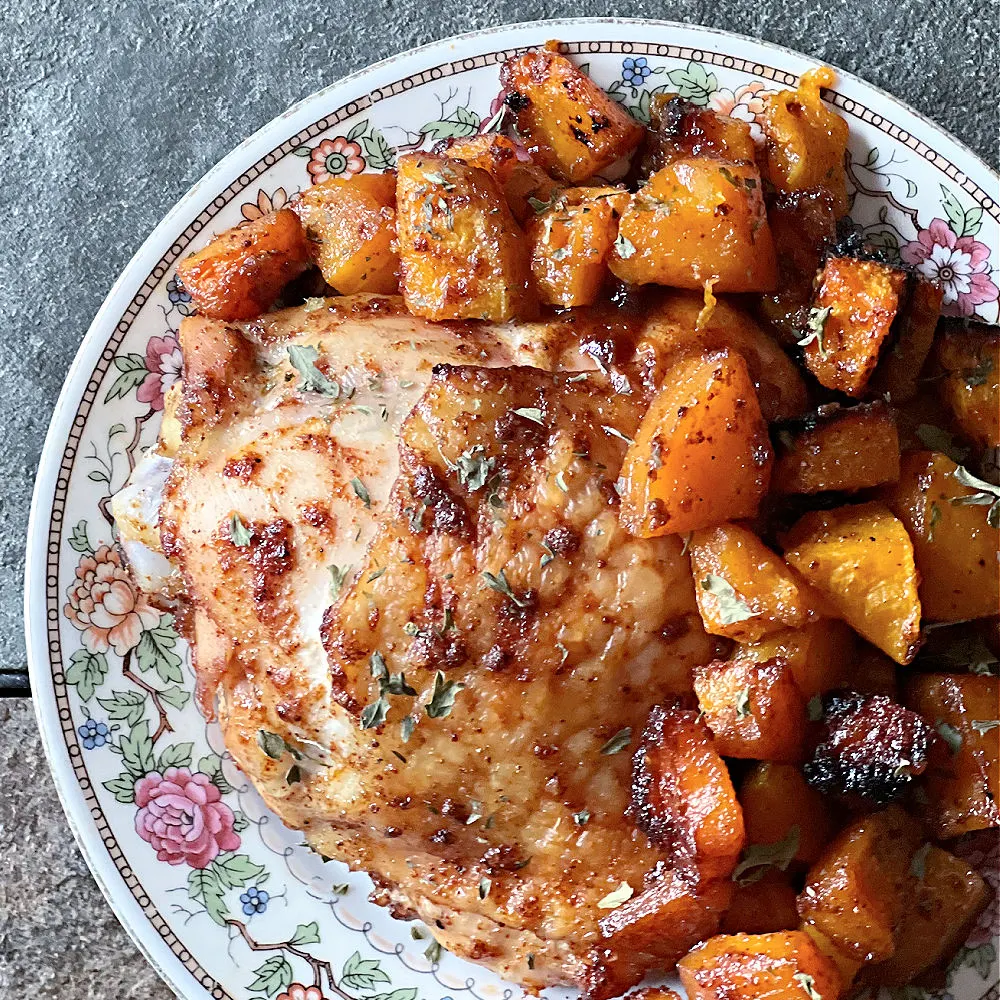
0, 1, 994, 997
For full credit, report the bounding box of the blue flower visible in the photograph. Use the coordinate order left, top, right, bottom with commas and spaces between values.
240, 886, 269, 915
78, 718, 110, 750
622, 56, 652, 87
166, 275, 191, 305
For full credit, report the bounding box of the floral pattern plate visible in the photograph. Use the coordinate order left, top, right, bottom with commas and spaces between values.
25, 18, 999, 1000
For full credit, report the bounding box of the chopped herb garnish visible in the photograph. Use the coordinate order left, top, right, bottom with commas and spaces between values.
614, 233, 637, 259
230, 513, 252, 547
332, 883, 350, 895
410, 926, 425, 940
597, 881, 634, 909
482, 569, 527, 608
732, 826, 801, 885
370, 650, 388, 680
286, 764, 302, 785
719, 165, 739, 187
915, 424, 969, 463
478, 877, 492, 899
573, 809, 591, 826
360, 696, 390, 729
528, 193, 558, 214
797, 306, 833, 357
350, 476, 372, 508
950, 465, 1000, 528
601, 425, 634, 444
329, 564, 351, 598
972, 719, 1000, 735
288, 344, 341, 397
540, 542, 556, 568
735, 688, 752, 718
928, 501, 942, 542
794, 973, 823, 1000
424, 940, 442, 963
527, 953, 535, 970
700, 575, 761, 625
936, 720, 963, 754
455, 445, 495, 492
600, 727, 632, 755
403, 621, 420, 636
257, 729, 302, 761
400, 716, 416, 742
807, 695, 824, 722
426, 670, 466, 719
392, 750, 407, 763
384, 672, 417, 696
910, 842, 931, 880
512, 406, 544, 425
367, 567, 387, 582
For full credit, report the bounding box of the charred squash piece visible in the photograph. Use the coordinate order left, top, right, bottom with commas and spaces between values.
525, 187, 630, 307
689, 524, 826, 643
883, 450, 1000, 622
693, 658, 809, 762
761, 67, 850, 215
801, 255, 908, 396
797, 805, 923, 971
293, 173, 399, 295
500, 46, 644, 183
176, 209, 312, 320
772, 402, 900, 495
904, 673, 1000, 837
803, 690, 935, 806
679, 931, 845, 1000
443, 133, 521, 184
872, 276, 944, 403
609, 158, 777, 292
740, 762, 835, 866
933, 321, 1000, 448
782, 502, 922, 665
721, 876, 801, 934
631, 706, 745, 879
619, 349, 772, 538
395, 153, 534, 321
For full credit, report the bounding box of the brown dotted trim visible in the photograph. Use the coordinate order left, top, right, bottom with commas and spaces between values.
44, 39, 999, 998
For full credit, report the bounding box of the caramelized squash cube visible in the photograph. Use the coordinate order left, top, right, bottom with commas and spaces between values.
883, 450, 1000, 622
619, 349, 772, 537
761, 67, 849, 215
721, 877, 801, 934
783, 502, 922, 665
499, 47, 644, 183
872, 276, 944, 403
503, 162, 562, 224
396, 153, 533, 321
609, 158, 777, 292
802, 256, 908, 396
525, 187, 629, 307
176, 209, 312, 320
690, 524, 826, 642
443, 133, 520, 184
740, 762, 835, 866
933, 322, 1000, 448
679, 931, 844, 1000
694, 657, 808, 762
293, 173, 399, 294
772, 402, 900, 495
904, 673, 1000, 837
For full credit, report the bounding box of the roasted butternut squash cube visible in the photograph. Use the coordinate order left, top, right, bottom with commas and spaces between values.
802, 256, 908, 396
761, 67, 849, 215
395, 153, 533, 321
293, 173, 399, 294
679, 931, 844, 1000
499, 46, 644, 183
631, 706, 745, 879
883, 450, 1000, 622
933, 322, 1000, 448
694, 657, 808, 762
756, 189, 838, 346
176, 208, 312, 320
503, 161, 561, 224
690, 524, 825, 643
619, 349, 772, 537
740, 762, 835, 866
525, 187, 629, 306
735, 621, 857, 700
797, 805, 923, 968
872, 276, 944, 403
443, 133, 520, 184
905, 673, 1000, 837
772, 402, 900, 495
783, 502, 922, 665
722, 877, 801, 934
863, 845, 990, 986
610, 158, 777, 292
637, 95, 756, 176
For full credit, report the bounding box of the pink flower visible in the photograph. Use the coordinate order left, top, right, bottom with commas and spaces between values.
307, 137, 365, 184
241, 187, 290, 222
951, 829, 999, 948
901, 218, 999, 317
277, 987, 326, 1000
709, 82, 772, 145
64, 545, 160, 655
137, 334, 182, 411
134, 767, 240, 869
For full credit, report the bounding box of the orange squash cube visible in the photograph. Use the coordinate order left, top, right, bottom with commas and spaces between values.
443, 133, 521, 184
934, 322, 1000, 448
872, 276, 943, 403
722, 877, 801, 935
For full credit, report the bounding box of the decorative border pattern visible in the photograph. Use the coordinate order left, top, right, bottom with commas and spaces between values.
36, 32, 999, 1000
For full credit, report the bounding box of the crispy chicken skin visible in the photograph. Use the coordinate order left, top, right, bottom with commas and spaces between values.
117, 292, 746, 994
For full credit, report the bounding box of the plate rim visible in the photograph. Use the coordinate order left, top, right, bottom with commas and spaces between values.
24, 16, 999, 1000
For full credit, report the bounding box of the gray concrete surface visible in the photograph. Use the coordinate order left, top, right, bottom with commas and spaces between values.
0, 1, 995, 997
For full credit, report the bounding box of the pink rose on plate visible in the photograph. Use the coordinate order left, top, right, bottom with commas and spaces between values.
709, 81, 771, 145
137, 334, 182, 411
134, 767, 240, 869
277, 987, 326, 1000
64, 544, 160, 655
307, 137, 365, 184
901, 218, 999, 317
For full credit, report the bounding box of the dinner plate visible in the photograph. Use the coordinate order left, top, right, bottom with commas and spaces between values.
25, 18, 999, 1000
